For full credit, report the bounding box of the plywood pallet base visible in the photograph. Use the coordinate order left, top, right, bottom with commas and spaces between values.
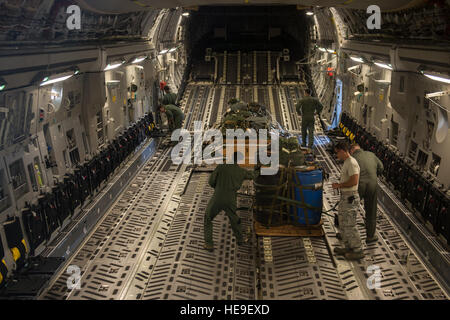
254, 220, 324, 237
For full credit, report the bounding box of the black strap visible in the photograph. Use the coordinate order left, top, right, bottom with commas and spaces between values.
291, 183, 323, 191
276, 195, 322, 212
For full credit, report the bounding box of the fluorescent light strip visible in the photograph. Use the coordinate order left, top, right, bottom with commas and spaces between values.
40, 75, 73, 86
373, 79, 391, 84
182, 12, 190, 17
104, 62, 124, 71
159, 49, 169, 54
424, 73, 450, 84
306, 11, 314, 15
132, 57, 147, 63
168, 48, 177, 53
0, 84, 5, 91
350, 56, 364, 63
318, 48, 327, 52
374, 62, 392, 70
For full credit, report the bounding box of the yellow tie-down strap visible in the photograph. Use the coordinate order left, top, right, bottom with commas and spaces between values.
11, 247, 20, 262
22, 239, 28, 253
1, 259, 7, 284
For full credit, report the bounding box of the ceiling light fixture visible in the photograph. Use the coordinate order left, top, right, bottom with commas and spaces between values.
40, 72, 74, 86
182, 12, 190, 17
417, 66, 450, 84
104, 60, 125, 71
159, 49, 169, 55
374, 62, 393, 70
318, 47, 327, 52
423, 72, 450, 84
132, 56, 148, 64
0, 77, 7, 91
306, 11, 314, 16
168, 47, 177, 53
72, 66, 81, 75
350, 56, 364, 63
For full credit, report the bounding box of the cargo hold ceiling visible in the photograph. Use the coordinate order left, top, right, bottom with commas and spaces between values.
1, 0, 447, 45
0, 0, 160, 44
75, 0, 426, 13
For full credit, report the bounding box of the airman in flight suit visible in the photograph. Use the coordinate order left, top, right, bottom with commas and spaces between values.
162, 86, 178, 106
159, 104, 184, 133
296, 88, 323, 148
204, 153, 255, 251
350, 143, 384, 243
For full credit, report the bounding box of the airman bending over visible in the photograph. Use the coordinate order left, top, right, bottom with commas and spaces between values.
204, 152, 255, 251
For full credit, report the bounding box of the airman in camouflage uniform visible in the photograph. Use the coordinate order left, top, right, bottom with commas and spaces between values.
332, 141, 364, 260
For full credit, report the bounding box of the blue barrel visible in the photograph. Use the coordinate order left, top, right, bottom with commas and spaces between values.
292, 169, 323, 225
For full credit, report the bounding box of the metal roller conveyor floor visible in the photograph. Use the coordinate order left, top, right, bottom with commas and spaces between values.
39, 84, 449, 300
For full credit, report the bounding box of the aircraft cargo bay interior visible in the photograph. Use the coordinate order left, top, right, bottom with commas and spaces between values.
0, 1, 449, 301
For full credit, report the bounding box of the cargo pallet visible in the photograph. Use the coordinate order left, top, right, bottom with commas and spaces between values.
254, 220, 324, 237
253, 165, 324, 237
